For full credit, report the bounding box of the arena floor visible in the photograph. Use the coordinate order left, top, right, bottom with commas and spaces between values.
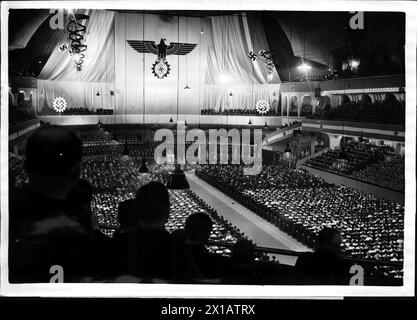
187, 171, 311, 266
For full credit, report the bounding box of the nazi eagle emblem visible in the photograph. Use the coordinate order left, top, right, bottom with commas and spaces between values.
127, 38, 197, 79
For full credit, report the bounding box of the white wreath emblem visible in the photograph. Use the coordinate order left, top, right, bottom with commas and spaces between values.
256, 100, 270, 114
52, 96, 67, 113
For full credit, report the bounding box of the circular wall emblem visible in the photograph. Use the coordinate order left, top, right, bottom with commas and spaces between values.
152, 59, 171, 79
52, 96, 67, 113
256, 100, 270, 114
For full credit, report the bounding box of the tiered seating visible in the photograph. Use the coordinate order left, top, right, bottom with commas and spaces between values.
81, 156, 247, 257
201, 108, 276, 116
38, 107, 114, 115
82, 141, 123, 156
196, 163, 404, 278
80, 133, 155, 157
351, 155, 405, 192
300, 104, 313, 116
63, 108, 94, 115
311, 100, 405, 125
9, 153, 28, 187
305, 141, 393, 175
284, 72, 335, 82
9, 105, 36, 124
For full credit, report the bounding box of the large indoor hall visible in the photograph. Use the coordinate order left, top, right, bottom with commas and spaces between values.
6, 8, 408, 287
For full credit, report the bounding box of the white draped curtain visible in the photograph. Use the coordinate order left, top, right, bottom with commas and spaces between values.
203, 14, 280, 110
37, 10, 115, 113
37, 11, 280, 115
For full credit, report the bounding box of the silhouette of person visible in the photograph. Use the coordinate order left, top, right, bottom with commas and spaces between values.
115, 182, 173, 282
9, 125, 95, 283
295, 227, 350, 285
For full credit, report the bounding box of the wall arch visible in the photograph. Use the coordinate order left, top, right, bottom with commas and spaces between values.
282, 96, 288, 116
384, 93, 398, 103
361, 94, 372, 105
289, 96, 298, 116
8, 92, 15, 107
301, 95, 313, 116
340, 94, 351, 105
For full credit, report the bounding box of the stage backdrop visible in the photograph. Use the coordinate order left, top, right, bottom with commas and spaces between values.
37, 11, 280, 115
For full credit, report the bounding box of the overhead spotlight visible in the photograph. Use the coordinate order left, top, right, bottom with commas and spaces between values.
200, 27, 204, 34
96, 91, 100, 96
264, 122, 268, 130
248, 119, 252, 125
229, 92, 233, 97
218, 73, 231, 84
110, 90, 114, 96
184, 85, 190, 90
297, 62, 312, 72
169, 117, 173, 123
349, 57, 360, 70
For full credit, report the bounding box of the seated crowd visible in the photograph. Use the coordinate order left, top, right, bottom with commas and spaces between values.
284, 72, 335, 83
196, 163, 404, 279
8, 125, 403, 284
37, 107, 114, 115
9, 104, 36, 124
305, 141, 404, 192
351, 155, 405, 192
310, 100, 405, 125
201, 107, 276, 116
80, 130, 156, 157
9, 126, 277, 284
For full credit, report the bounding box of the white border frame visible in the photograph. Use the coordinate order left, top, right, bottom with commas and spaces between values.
1, 0, 416, 298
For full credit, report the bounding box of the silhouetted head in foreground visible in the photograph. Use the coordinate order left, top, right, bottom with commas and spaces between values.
67, 179, 96, 228
118, 199, 139, 232
185, 212, 213, 245
135, 181, 170, 229
24, 125, 82, 200
232, 239, 256, 264
317, 227, 342, 255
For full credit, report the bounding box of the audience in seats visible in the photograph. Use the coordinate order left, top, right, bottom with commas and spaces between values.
196, 163, 404, 279
305, 141, 404, 192
201, 107, 276, 116
351, 155, 405, 192
38, 107, 114, 115
310, 100, 405, 125
8, 125, 403, 284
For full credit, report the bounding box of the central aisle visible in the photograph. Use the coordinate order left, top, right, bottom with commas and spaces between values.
186, 172, 311, 266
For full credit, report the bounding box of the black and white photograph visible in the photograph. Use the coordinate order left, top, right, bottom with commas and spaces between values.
0, 0, 416, 298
